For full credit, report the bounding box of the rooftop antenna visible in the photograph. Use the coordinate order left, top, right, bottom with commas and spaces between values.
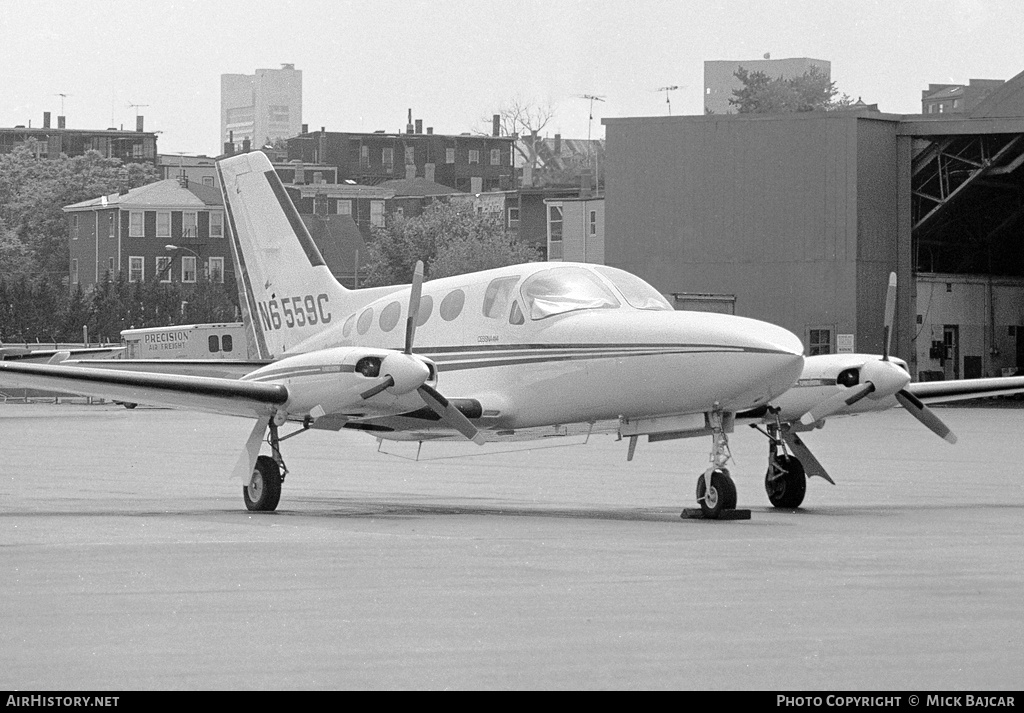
55, 93, 72, 115
574, 94, 606, 142
656, 86, 680, 115
127, 101, 149, 119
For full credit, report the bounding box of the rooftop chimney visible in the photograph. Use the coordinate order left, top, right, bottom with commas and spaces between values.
136, 115, 144, 132
43, 112, 51, 129
406, 108, 414, 134
492, 114, 500, 137
301, 123, 308, 134
415, 119, 422, 134
242, 137, 251, 153
57, 116, 66, 129
426, 127, 433, 135
177, 175, 189, 188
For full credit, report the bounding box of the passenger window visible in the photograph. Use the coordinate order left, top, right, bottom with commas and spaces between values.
379, 301, 401, 332
342, 313, 356, 337
222, 335, 233, 352
509, 301, 525, 325
357, 308, 374, 335
416, 294, 433, 327
439, 289, 465, 321
208, 335, 220, 353
482, 276, 519, 318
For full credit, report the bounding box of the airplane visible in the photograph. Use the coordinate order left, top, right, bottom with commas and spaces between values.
2, 151, 1022, 518
737, 272, 1024, 509
0, 150, 808, 519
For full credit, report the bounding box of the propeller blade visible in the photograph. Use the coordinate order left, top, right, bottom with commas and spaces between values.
800, 382, 875, 425
417, 384, 486, 445
360, 375, 395, 400
405, 261, 424, 355
895, 389, 957, 444
882, 272, 897, 361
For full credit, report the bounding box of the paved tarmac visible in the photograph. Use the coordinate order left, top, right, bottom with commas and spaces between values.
1, 402, 1022, 690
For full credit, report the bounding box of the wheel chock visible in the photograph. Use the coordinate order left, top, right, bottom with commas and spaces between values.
681, 508, 752, 520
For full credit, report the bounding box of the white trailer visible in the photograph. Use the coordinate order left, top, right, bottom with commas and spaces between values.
120, 323, 248, 360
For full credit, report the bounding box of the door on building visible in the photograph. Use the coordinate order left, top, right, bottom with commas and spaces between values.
1016, 326, 1024, 375
943, 325, 960, 380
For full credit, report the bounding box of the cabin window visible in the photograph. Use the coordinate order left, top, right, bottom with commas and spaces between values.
222, 335, 233, 352
439, 289, 465, 321
357, 308, 374, 335
342, 313, 357, 338
208, 335, 220, 353
482, 277, 519, 319
594, 266, 673, 311
416, 294, 433, 327
520, 267, 619, 320
379, 301, 401, 332
509, 300, 525, 325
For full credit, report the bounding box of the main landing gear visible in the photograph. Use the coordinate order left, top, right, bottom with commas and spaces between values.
244, 419, 289, 512
763, 422, 807, 509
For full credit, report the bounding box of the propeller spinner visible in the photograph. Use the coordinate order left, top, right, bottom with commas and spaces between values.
360, 261, 486, 445
800, 272, 957, 444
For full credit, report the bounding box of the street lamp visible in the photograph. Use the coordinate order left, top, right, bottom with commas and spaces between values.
160, 244, 200, 282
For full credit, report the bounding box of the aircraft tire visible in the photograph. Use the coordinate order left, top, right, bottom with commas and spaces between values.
696, 468, 737, 519
244, 455, 282, 512
765, 455, 806, 509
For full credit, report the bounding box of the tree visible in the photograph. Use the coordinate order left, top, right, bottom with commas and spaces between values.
361, 202, 539, 287
482, 96, 557, 185
0, 142, 158, 280
729, 65, 853, 114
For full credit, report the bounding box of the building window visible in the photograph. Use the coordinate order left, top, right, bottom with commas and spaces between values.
129, 211, 144, 237
210, 211, 224, 238
490, 148, 501, 165
202, 176, 214, 187
71, 215, 79, 240
468, 149, 480, 164
336, 200, 352, 215
108, 257, 115, 273
382, 147, 394, 173
156, 256, 172, 282
370, 200, 385, 227
809, 328, 833, 356
208, 257, 224, 283
405, 146, 415, 165
445, 147, 455, 164
471, 176, 482, 194
360, 145, 369, 169
938, 103, 945, 113
548, 204, 563, 260
108, 214, 115, 238
953, 98, 960, 109
129, 256, 144, 283
395, 207, 404, 219
71, 259, 78, 285
156, 211, 171, 238
182, 212, 197, 239
132, 143, 143, 159
182, 255, 197, 283
508, 206, 520, 228
590, 210, 597, 236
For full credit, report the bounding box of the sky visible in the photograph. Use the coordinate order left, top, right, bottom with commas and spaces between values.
1, 0, 1022, 156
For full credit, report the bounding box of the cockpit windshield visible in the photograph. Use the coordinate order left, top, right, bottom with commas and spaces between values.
594, 266, 674, 311
521, 267, 620, 320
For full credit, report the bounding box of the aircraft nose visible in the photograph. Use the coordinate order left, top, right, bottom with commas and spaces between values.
720, 315, 805, 403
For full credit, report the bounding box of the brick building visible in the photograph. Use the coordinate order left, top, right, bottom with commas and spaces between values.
0, 113, 157, 163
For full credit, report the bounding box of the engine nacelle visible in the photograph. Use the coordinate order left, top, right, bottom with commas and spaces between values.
243, 346, 437, 419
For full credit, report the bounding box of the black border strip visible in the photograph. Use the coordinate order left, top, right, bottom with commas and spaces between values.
263, 169, 327, 268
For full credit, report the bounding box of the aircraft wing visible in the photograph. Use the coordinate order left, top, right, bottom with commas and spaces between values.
906, 375, 1024, 404
63, 358, 272, 380
0, 361, 287, 418
1, 346, 124, 362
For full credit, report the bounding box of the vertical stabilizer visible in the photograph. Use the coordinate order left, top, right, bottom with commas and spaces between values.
218, 151, 349, 358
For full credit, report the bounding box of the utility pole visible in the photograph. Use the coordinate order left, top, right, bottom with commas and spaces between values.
656, 85, 680, 115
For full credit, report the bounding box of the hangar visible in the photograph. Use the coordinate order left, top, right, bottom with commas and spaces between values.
603, 70, 1024, 380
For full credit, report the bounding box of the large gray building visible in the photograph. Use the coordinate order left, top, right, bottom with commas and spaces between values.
604, 69, 1024, 380
221, 64, 302, 152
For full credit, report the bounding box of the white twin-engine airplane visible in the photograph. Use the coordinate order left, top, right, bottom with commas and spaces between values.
3, 151, 1023, 518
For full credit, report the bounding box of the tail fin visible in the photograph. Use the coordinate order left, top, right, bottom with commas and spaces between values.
218, 151, 348, 358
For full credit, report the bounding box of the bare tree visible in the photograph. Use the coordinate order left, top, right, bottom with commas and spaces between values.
480, 96, 557, 185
